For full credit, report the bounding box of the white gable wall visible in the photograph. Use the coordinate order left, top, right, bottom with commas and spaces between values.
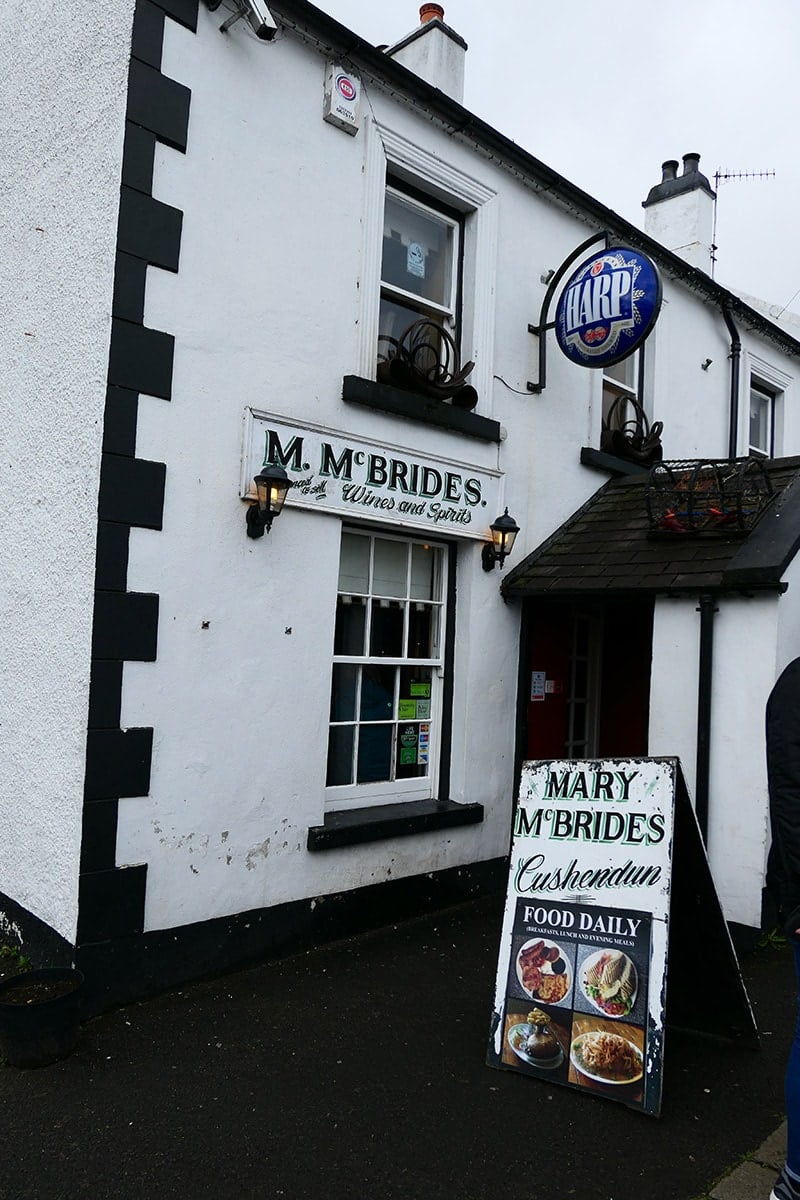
0, 2, 134, 941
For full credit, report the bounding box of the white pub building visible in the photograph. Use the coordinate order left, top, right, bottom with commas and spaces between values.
3, 0, 800, 1008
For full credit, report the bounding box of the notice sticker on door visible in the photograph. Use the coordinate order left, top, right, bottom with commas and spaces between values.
531, 671, 546, 702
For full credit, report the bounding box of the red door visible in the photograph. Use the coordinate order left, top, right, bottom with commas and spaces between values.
524, 598, 653, 760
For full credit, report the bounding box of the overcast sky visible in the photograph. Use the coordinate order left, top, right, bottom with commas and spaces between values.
318, 0, 800, 317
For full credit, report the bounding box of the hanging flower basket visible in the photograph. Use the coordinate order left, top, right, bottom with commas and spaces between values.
0, 967, 85, 1068
645, 458, 774, 536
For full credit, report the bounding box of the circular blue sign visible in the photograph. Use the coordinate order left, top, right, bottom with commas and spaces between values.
554, 246, 662, 369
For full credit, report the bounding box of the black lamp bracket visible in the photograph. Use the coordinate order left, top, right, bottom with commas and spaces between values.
246, 503, 269, 539
481, 543, 499, 572
527, 229, 611, 394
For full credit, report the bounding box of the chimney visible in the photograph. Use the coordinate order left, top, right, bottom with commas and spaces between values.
384, 6, 467, 105
642, 153, 716, 273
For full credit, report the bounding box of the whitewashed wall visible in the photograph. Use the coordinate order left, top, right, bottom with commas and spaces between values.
113, 8, 799, 935
0, 2, 134, 941
706, 595, 780, 927
650, 590, 787, 929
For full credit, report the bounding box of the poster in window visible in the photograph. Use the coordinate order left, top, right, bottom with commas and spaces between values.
397, 723, 418, 768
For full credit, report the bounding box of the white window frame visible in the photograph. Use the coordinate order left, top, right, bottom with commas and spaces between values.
743, 353, 791, 459
748, 379, 776, 458
326, 528, 449, 812
358, 119, 498, 407
601, 351, 640, 440
380, 184, 461, 331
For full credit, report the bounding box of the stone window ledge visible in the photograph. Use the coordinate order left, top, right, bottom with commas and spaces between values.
307, 798, 484, 851
343, 376, 501, 443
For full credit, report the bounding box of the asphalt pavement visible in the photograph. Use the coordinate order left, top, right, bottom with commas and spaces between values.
0, 892, 793, 1200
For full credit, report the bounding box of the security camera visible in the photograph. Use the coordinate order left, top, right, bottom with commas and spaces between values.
244, 0, 278, 39
205, 0, 278, 40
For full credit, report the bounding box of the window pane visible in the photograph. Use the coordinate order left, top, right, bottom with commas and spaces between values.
334, 596, 366, 655
382, 192, 454, 309
408, 603, 437, 659
396, 722, 428, 779
327, 726, 354, 786
604, 354, 636, 388
573, 658, 588, 700
399, 668, 432, 717
410, 543, 440, 600
330, 664, 358, 721
750, 387, 771, 453
357, 725, 394, 783
602, 386, 630, 433
373, 539, 408, 598
370, 599, 404, 657
378, 297, 448, 376
360, 665, 395, 720
338, 533, 370, 593
572, 701, 587, 743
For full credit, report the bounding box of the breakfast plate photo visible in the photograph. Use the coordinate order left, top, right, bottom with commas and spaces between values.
515, 937, 571, 1005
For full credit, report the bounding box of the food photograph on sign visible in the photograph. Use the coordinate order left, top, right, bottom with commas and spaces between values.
488, 758, 675, 1116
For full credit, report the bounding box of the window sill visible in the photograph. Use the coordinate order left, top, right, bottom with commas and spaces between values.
343, 375, 502, 444
307, 798, 484, 851
580, 446, 651, 477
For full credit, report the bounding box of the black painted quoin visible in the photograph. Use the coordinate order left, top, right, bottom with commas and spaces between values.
71, 0, 503, 1012
78, 0, 197, 967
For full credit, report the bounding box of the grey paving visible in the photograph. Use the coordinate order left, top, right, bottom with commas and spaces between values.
0, 894, 794, 1199
707, 1122, 785, 1199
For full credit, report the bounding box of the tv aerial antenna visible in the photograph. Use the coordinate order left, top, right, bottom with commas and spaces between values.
711, 167, 775, 278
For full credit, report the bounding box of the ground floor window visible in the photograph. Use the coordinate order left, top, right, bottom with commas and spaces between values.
326, 528, 449, 810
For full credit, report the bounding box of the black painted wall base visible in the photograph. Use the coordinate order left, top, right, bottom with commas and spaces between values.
0, 891, 76, 968
76, 857, 507, 1016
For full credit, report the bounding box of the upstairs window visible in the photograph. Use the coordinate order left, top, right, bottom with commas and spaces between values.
378, 183, 462, 376
749, 380, 776, 458
602, 352, 640, 441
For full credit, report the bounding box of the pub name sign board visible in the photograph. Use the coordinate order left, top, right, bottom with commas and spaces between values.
242, 410, 501, 539
488, 758, 675, 1116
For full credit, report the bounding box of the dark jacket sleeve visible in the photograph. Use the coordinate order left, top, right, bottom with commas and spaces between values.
766, 658, 800, 935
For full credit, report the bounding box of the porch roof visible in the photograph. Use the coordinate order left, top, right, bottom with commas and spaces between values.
501, 457, 800, 599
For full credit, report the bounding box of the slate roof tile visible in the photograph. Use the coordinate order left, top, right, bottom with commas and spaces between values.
502, 457, 800, 598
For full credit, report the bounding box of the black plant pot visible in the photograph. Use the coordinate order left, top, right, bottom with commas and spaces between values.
0, 968, 85, 1068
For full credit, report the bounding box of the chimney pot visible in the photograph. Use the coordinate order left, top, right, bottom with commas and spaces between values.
683, 152, 701, 175
420, 4, 445, 22
661, 160, 679, 183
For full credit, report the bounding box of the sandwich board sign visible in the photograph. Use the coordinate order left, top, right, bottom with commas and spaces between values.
487, 758, 756, 1117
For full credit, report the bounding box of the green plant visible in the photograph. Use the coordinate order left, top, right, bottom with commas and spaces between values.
756, 927, 788, 951
0, 944, 32, 974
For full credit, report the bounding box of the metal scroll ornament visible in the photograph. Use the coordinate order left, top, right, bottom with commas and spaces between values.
602, 395, 663, 466
377, 319, 478, 410
645, 458, 774, 536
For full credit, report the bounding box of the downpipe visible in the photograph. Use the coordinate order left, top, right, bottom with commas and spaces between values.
695, 592, 718, 842
721, 303, 741, 461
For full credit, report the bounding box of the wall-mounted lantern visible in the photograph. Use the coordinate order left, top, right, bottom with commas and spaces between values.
481, 508, 520, 571
246, 464, 291, 539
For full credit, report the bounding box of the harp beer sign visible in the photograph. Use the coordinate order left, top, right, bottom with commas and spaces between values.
555, 246, 662, 369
